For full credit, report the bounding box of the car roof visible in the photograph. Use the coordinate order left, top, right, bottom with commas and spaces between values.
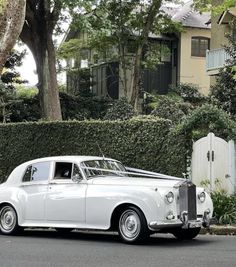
23, 155, 115, 165
4, 156, 118, 185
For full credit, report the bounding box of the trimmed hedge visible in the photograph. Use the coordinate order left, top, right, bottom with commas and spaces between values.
0, 119, 186, 182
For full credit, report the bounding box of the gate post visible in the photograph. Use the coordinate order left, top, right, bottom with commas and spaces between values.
228, 140, 235, 194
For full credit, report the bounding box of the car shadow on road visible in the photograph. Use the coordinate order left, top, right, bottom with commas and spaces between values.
19, 229, 213, 247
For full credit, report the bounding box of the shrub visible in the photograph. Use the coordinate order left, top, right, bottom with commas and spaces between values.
175, 104, 236, 141
211, 192, 236, 225
0, 118, 186, 182
170, 83, 206, 105
5, 92, 111, 122
151, 96, 185, 124
103, 97, 136, 120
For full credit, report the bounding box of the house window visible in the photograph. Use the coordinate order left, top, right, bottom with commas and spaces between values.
191, 37, 210, 57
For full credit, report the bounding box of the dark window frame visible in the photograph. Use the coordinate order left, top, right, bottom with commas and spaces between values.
191, 36, 210, 57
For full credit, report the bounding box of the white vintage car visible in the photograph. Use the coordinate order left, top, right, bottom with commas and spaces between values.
0, 156, 213, 243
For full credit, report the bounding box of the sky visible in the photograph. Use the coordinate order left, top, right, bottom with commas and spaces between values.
16, 46, 38, 86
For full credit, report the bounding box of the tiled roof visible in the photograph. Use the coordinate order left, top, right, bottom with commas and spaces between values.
163, 0, 211, 29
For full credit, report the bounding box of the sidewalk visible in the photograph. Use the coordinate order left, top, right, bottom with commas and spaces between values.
200, 225, 236, 235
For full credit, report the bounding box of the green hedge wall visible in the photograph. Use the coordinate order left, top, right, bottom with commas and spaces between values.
0, 119, 186, 182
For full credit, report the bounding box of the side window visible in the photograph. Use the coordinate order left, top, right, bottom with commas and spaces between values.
22, 166, 32, 182
72, 164, 83, 180
31, 162, 51, 182
22, 162, 51, 182
54, 162, 73, 179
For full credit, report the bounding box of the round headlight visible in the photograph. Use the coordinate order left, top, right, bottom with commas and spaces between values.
198, 191, 206, 203
166, 191, 174, 203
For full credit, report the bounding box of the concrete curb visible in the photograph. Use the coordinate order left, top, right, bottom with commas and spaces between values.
200, 225, 236, 235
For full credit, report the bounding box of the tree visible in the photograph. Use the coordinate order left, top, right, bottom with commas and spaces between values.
210, 21, 236, 117
0, 50, 27, 123
19, 0, 64, 120
0, 0, 26, 74
66, 0, 181, 110
194, 0, 236, 14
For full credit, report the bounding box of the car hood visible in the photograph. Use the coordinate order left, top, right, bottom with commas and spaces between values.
89, 176, 183, 188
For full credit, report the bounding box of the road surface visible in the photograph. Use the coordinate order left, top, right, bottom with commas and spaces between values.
0, 230, 235, 267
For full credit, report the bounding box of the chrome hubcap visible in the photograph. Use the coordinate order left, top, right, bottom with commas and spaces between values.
0, 207, 16, 232
120, 210, 141, 240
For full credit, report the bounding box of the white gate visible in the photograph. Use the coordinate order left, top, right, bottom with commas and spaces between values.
191, 133, 235, 194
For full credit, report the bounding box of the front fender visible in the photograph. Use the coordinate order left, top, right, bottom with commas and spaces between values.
85, 185, 162, 229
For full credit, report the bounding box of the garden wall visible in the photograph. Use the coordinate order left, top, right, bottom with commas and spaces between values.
0, 119, 186, 182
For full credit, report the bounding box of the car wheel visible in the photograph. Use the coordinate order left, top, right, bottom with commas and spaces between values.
118, 206, 149, 244
172, 227, 201, 240
0, 205, 20, 235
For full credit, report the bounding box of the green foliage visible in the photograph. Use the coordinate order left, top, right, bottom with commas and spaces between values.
69, 0, 182, 103
15, 85, 38, 98
151, 95, 185, 124
58, 39, 88, 60
4, 92, 111, 122
211, 191, 236, 225
194, 0, 236, 15
175, 104, 236, 141
7, 95, 40, 122
170, 83, 206, 105
67, 68, 94, 97
209, 21, 236, 118
0, 118, 186, 181
103, 97, 136, 120
60, 92, 111, 120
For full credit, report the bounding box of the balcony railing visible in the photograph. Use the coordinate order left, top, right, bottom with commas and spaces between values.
206, 48, 231, 74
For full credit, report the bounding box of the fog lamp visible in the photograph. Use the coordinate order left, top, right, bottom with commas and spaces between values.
198, 191, 206, 203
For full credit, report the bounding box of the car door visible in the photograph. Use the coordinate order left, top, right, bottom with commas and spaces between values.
45, 162, 87, 224
19, 161, 52, 221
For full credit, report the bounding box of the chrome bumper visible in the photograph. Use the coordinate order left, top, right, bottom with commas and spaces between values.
149, 210, 211, 231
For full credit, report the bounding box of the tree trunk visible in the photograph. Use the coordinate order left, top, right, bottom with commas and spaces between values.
130, 46, 143, 110
129, 0, 161, 111
20, 0, 62, 121
0, 0, 26, 74
33, 36, 62, 120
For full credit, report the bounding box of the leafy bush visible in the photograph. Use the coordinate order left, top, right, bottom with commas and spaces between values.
170, 83, 206, 105
211, 192, 236, 225
103, 97, 136, 120
209, 28, 236, 118
0, 118, 186, 182
175, 104, 236, 141
3, 92, 111, 122
8, 95, 41, 122
210, 68, 236, 117
151, 96, 185, 124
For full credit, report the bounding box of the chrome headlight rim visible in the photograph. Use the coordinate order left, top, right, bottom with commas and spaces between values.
198, 191, 206, 203
166, 191, 174, 204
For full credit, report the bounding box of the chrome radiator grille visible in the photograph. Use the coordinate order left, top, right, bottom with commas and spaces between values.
179, 180, 197, 220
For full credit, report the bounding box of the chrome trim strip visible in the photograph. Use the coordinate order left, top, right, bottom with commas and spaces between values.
149, 220, 183, 230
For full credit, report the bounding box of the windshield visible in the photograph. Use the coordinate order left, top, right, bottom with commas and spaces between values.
81, 160, 126, 179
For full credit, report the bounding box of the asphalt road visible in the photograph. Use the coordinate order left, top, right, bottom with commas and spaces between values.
0, 230, 235, 267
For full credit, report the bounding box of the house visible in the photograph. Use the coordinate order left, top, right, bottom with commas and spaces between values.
169, 1, 211, 95
64, 1, 211, 99
206, 5, 236, 81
